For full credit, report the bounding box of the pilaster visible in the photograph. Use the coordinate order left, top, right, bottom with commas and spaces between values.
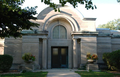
73, 38, 78, 68
42, 38, 47, 69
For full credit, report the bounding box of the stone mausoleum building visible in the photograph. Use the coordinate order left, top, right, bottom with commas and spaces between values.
0, 6, 120, 70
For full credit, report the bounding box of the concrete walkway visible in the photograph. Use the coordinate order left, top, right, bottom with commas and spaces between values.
46, 69, 81, 77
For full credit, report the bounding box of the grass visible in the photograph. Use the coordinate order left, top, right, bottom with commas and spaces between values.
75, 71, 120, 77
0, 72, 48, 77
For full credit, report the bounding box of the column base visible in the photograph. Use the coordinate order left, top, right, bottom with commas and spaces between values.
87, 64, 98, 70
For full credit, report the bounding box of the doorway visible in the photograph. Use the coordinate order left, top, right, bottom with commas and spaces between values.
51, 47, 68, 68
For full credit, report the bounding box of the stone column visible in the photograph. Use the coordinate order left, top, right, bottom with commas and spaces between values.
73, 38, 78, 69
42, 38, 47, 69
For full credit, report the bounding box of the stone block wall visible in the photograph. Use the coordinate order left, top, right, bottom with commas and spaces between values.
97, 29, 120, 64
97, 37, 112, 63
80, 21, 96, 31
111, 38, 120, 51
4, 38, 22, 63
22, 36, 39, 64
0, 38, 4, 55
81, 37, 97, 64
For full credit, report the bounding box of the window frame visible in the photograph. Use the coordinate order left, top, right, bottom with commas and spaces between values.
53, 25, 67, 39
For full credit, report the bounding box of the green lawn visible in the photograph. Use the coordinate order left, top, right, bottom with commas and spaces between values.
0, 72, 48, 77
75, 71, 120, 77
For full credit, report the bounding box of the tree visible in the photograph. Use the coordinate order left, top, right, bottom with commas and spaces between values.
97, 19, 120, 30
0, 0, 39, 38
117, 0, 120, 2
1, 0, 119, 38
41, 0, 97, 11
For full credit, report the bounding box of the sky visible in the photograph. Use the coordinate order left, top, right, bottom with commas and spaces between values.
21, 0, 120, 27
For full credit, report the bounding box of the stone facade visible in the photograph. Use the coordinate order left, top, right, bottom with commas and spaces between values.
1, 6, 120, 70
0, 38, 4, 55
97, 28, 120, 63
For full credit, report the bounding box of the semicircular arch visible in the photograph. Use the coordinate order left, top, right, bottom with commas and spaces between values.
43, 14, 80, 32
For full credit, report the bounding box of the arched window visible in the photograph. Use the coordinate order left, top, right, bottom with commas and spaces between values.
53, 25, 67, 39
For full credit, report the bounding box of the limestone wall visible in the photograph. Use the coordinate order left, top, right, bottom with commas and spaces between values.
22, 36, 40, 64
80, 21, 96, 31
97, 29, 120, 64
37, 6, 96, 32
4, 38, 22, 63
111, 30, 120, 51
81, 37, 97, 64
97, 37, 112, 63
111, 38, 120, 51
0, 38, 4, 55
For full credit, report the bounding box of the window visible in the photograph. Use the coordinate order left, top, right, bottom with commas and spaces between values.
53, 25, 67, 39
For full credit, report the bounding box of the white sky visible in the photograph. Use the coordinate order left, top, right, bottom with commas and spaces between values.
21, 0, 120, 27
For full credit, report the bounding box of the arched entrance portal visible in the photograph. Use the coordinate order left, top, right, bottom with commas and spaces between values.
46, 17, 75, 69
51, 25, 68, 68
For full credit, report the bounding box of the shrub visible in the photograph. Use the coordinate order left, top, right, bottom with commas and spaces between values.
103, 50, 120, 71
102, 53, 110, 64
0, 55, 13, 72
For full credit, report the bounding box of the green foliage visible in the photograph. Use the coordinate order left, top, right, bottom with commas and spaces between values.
78, 64, 86, 70
88, 69, 93, 72
118, 0, 120, 2
0, 54, 13, 72
97, 19, 120, 30
21, 70, 27, 73
78, 67, 86, 70
22, 53, 35, 62
86, 53, 98, 60
75, 71, 116, 77
1, 72, 48, 77
41, 0, 97, 12
103, 50, 120, 71
102, 53, 110, 65
0, 0, 39, 38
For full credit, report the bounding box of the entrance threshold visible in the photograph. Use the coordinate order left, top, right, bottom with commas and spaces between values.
51, 68, 69, 69
33, 69, 79, 72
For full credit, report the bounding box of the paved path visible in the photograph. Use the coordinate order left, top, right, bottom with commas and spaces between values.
47, 69, 81, 77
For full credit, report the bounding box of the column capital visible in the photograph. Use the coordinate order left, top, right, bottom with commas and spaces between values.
72, 38, 79, 40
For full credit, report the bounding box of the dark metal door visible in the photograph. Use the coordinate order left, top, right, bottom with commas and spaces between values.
51, 47, 68, 68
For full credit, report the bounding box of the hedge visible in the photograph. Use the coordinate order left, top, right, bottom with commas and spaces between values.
0, 55, 13, 72
103, 50, 120, 71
